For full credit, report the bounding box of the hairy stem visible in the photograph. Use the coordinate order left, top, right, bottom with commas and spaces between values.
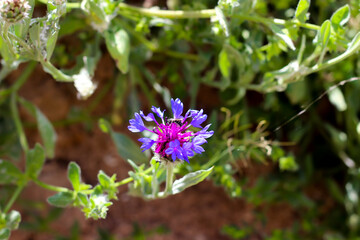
32, 179, 71, 193
164, 163, 174, 195
40, 60, 74, 82
4, 183, 26, 213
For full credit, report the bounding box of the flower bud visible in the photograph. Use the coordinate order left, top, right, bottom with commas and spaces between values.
0, 0, 31, 24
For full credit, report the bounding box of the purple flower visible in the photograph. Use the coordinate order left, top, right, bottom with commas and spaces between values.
128, 98, 213, 163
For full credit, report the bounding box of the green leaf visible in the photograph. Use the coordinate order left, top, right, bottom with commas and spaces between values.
294, 0, 311, 23
0, 228, 10, 240
5, 211, 21, 230
98, 118, 110, 133
345, 32, 360, 55
0, 160, 22, 184
111, 132, 148, 164
104, 28, 130, 74
172, 167, 214, 194
219, 48, 231, 78
98, 170, 111, 188
319, 20, 331, 49
25, 144, 46, 179
47, 192, 74, 207
328, 87, 347, 111
36, 108, 56, 158
279, 156, 298, 171
68, 162, 81, 191
330, 4, 350, 31
269, 24, 296, 50
18, 98, 56, 158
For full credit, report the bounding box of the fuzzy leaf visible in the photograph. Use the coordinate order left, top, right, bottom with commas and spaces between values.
111, 132, 148, 164
25, 144, 46, 179
104, 28, 130, 74
68, 162, 81, 191
47, 192, 74, 207
36, 108, 57, 158
172, 167, 214, 194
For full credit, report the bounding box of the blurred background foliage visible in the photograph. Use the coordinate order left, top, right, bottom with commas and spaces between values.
1, 0, 360, 239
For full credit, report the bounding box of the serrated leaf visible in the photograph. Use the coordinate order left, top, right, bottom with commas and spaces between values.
270, 24, 296, 50
25, 144, 46, 179
0, 160, 22, 184
111, 132, 148, 164
330, 4, 350, 31
104, 28, 130, 74
172, 167, 214, 194
36, 108, 56, 158
68, 162, 81, 191
47, 192, 74, 207
295, 0, 311, 23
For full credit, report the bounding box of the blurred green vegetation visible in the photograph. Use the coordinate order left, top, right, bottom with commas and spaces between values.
1, 0, 360, 239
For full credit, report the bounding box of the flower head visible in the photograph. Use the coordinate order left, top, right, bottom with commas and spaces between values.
0, 0, 31, 24
128, 98, 213, 163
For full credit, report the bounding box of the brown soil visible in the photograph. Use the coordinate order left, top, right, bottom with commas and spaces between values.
4, 54, 298, 240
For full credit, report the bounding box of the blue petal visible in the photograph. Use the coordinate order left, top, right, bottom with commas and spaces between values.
140, 111, 156, 122
138, 138, 155, 152
151, 106, 165, 120
128, 113, 146, 132
190, 109, 207, 128
171, 98, 183, 119
198, 124, 214, 139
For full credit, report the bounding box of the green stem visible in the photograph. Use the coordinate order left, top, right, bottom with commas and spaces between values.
114, 167, 153, 187
164, 163, 175, 195
40, 60, 74, 82
36, 0, 80, 10
32, 179, 71, 192
4, 184, 26, 213
10, 92, 29, 153
117, 3, 320, 31
118, 3, 215, 19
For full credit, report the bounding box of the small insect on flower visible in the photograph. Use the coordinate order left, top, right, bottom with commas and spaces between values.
128, 98, 214, 163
